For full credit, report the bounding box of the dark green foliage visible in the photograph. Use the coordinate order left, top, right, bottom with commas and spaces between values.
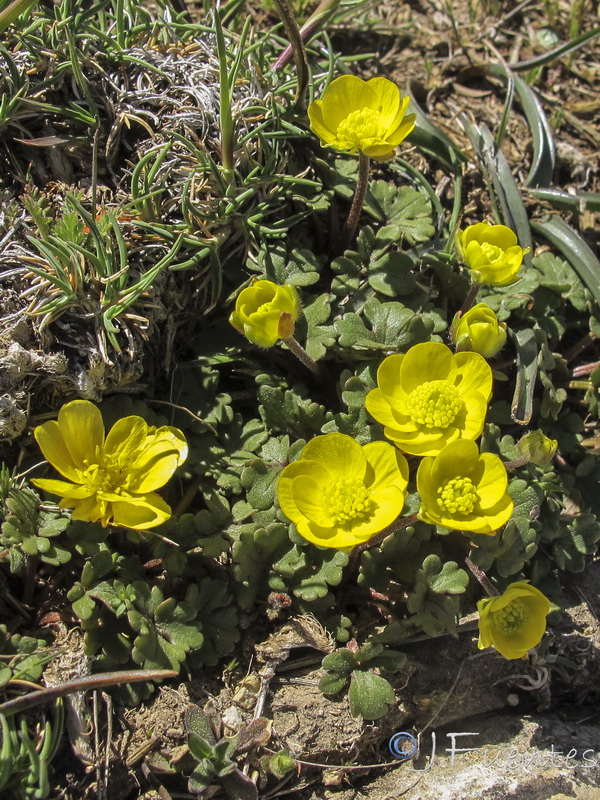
319, 640, 406, 719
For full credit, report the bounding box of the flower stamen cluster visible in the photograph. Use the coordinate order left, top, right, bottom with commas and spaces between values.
437, 476, 477, 515
405, 380, 463, 429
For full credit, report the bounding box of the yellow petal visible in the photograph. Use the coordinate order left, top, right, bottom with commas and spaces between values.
319, 75, 376, 132
375, 354, 407, 405
301, 433, 366, 481
34, 420, 81, 482
128, 427, 188, 493
453, 351, 493, 402
57, 400, 105, 470
400, 342, 456, 393
69, 495, 105, 523
307, 99, 336, 146
430, 440, 479, 484
363, 442, 408, 491
31, 478, 94, 499
277, 459, 331, 526
104, 415, 148, 461
291, 475, 334, 527
367, 77, 400, 126
474, 454, 509, 507
109, 493, 172, 530
245, 310, 285, 347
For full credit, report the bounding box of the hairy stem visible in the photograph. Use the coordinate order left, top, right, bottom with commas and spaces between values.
465, 557, 499, 597
272, 0, 309, 105
282, 336, 321, 377
341, 150, 370, 250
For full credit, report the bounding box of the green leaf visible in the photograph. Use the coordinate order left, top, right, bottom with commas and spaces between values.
348, 670, 395, 720
511, 328, 538, 425
366, 182, 435, 244
367, 251, 417, 297
303, 293, 335, 361
531, 216, 600, 304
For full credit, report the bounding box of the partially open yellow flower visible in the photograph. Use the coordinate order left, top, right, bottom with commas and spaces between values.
477, 581, 550, 659
365, 342, 492, 457
229, 279, 301, 348
417, 439, 514, 534
277, 432, 408, 549
452, 303, 507, 358
308, 75, 416, 161
456, 222, 528, 286
516, 430, 558, 466
31, 400, 188, 530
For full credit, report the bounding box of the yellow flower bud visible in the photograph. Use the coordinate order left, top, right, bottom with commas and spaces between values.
516, 430, 558, 466
456, 222, 529, 286
308, 75, 416, 161
229, 280, 301, 348
452, 303, 507, 358
477, 581, 550, 659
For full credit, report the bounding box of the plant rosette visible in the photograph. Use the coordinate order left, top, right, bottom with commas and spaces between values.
229, 279, 301, 348
32, 399, 187, 529
365, 341, 492, 457
452, 303, 507, 358
277, 432, 408, 549
477, 581, 551, 659
417, 439, 514, 534
456, 222, 528, 286
308, 75, 416, 161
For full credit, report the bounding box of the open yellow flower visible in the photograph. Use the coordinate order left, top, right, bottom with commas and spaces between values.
229, 279, 301, 348
456, 222, 528, 286
31, 400, 188, 530
308, 75, 416, 161
417, 439, 514, 534
277, 432, 408, 549
365, 342, 492, 457
477, 581, 550, 659
452, 303, 507, 358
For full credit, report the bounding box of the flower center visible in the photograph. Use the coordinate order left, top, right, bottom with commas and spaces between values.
437, 476, 478, 515
255, 300, 274, 314
336, 108, 386, 151
406, 380, 463, 429
479, 242, 507, 266
493, 600, 527, 634
325, 478, 373, 524
82, 453, 130, 495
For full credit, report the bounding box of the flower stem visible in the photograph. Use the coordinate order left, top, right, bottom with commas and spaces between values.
503, 455, 529, 470
341, 150, 370, 251
272, 0, 342, 71
459, 283, 480, 315
272, 0, 309, 105
465, 557, 499, 596
282, 336, 321, 377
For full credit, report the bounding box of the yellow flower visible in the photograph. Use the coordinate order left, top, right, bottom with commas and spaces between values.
452, 303, 507, 358
477, 581, 550, 659
229, 279, 301, 348
31, 400, 188, 530
365, 342, 492, 457
308, 75, 416, 161
417, 439, 513, 534
516, 430, 558, 466
457, 222, 528, 286
277, 432, 408, 549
